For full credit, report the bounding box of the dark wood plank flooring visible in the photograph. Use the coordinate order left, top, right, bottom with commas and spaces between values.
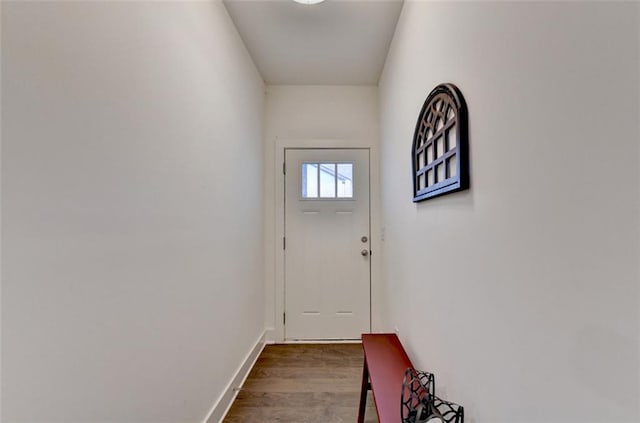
223, 343, 378, 422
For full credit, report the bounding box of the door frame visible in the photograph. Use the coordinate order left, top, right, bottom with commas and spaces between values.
273, 138, 380, 343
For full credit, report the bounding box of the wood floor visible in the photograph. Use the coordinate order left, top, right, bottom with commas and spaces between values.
223, 343, 378, 423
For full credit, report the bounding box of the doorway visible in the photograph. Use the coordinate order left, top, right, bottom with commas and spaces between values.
284, 148, 371, 340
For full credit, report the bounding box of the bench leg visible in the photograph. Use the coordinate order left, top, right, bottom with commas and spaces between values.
357, 357, 370, 423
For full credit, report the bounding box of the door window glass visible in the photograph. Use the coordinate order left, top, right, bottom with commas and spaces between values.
301, 163, 319, 198
337, 164, 353, 198
301, 162, 353, 199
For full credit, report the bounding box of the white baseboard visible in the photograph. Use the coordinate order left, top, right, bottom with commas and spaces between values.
203, 330, 266, 423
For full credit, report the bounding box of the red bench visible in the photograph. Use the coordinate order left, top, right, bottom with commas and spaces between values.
358, 333, 414, 423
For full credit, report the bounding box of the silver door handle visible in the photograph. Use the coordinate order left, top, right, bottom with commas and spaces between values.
361, 249, 369, 256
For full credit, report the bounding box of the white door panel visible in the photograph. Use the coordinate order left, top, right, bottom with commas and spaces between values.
285, 149, 370, 340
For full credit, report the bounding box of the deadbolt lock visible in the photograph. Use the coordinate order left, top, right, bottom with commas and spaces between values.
361, 236, 368, 243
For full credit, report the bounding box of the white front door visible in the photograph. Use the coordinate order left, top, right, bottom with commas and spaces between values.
284, 148, 371, 340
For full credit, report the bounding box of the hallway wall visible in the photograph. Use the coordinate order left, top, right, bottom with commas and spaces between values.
1, 1, 265, 421
379, 1, 640, 422
262, 85, 382, 341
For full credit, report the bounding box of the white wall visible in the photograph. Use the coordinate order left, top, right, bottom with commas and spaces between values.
637, 3, 640, 406
1, 2, 265, 422
379, 2, 639, 422
263, 85, 382, 341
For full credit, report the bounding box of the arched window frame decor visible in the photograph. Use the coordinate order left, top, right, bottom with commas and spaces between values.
412, 83, 469, 202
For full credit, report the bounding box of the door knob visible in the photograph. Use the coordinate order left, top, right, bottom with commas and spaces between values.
361, 249, 369, 257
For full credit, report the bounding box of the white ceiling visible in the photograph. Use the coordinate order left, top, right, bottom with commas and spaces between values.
223, 0, 404, 86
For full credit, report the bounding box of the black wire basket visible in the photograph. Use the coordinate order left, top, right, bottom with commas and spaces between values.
400, 368, 435, 423
400, 368, 464, 423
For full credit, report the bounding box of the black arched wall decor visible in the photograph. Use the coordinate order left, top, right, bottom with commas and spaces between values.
412, 83, 469, 202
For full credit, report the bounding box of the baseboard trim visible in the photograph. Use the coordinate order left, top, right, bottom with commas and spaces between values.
203, 330, 266, 423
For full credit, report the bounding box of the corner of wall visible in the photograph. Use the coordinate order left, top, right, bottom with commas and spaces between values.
202, 330, 266, 423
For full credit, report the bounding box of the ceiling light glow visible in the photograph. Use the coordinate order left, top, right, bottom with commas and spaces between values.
293, 0, 326, 5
